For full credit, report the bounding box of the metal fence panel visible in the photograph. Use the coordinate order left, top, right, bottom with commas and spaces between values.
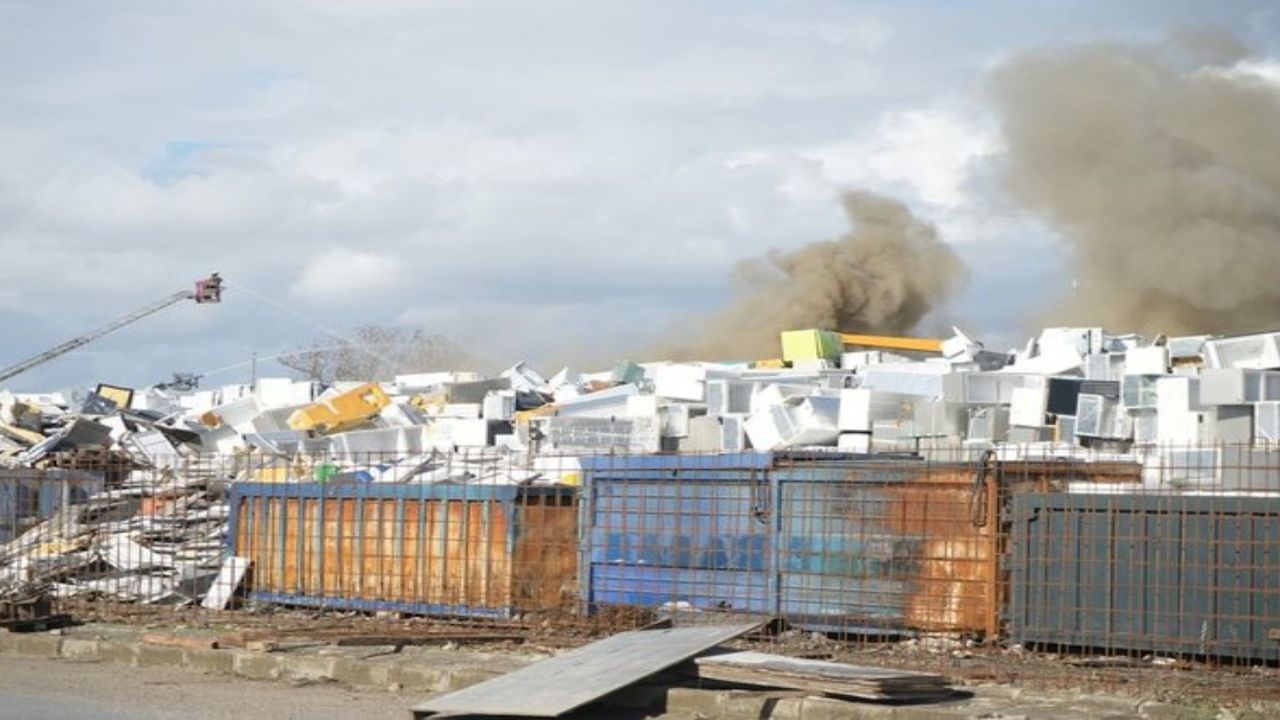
1008, 492, 1280, 662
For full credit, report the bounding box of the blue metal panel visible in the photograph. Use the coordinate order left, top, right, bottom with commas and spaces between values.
1009, 492, 1280, 662
775, 466, 923, 629
581, 456, 777, 615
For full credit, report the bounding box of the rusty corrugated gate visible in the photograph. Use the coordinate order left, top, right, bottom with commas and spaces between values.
228, 482, 577, 618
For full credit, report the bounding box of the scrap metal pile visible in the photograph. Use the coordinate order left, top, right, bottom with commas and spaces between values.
2, 324, 1280, 607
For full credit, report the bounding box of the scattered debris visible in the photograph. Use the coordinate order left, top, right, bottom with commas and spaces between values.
694, 650, 953, 701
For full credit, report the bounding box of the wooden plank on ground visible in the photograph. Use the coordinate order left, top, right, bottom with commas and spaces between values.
412, 622, 761, 718
141, 633, 219, 650
694, 651, 952, 701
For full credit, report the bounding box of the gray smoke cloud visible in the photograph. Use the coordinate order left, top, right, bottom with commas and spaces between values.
673, 190, 965, 360
990, 34, 1280, 335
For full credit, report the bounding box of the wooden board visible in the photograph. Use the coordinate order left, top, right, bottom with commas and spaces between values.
694, 651, 951, 701
412, 623, 761, 718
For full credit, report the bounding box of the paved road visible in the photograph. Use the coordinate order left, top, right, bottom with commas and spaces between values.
0, 655, 415, 720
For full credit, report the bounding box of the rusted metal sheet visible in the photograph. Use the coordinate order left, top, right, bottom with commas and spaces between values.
228, 483, 577, 618
777, 463, 996, 635
581, 454, 1002, 637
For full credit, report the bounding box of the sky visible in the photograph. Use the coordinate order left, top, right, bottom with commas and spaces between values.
0, 0, 1276, 391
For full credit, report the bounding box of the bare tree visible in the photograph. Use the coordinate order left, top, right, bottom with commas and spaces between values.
278, 325, 484, 383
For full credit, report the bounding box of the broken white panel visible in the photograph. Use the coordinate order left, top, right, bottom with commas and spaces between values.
682, 415, 722, 453
548, 367, 583, 389
1142, 447, 1220, 488
744, 405, 795, 451
451, 419, 492, 448
381, 401, 426, 427
719, 415, 746, 452
206, 396, 261, 434
1124, 346, 1169, 375
1198, 368, 1263, 405
750, 383, 813, 414
1009, 386, 1048, 428
130, 430, 178, 468
1255, 402, 1280, 443
625, 394, 659, 417
1075, 394, 1117, 438
439, 403, 482, 419
788, 396, 840, 446
652, 364, 706, 401
941, 327, 982, 362
394, 371, 483, 392
502, 362, 548, 394
538, 416, 660, 454
1206, 406, 1253, 444
556, 384, 639, 418
1167, 335, 1209, 362
837, 432, 871, 453
911, 399, 966, 439
706, 380, 754, 415
332, 427, 416, 457
859, 362, 949, 398
483, 390, 517, 421
838, 388, 911, 433
966, 406, 1009, 443
658, 404, 691, 438
1157, 376, 1202, 413
102, 534, 167, 571
1121, 375, 1160, 409
1203, 332, 1280, 369
218, 383, 253, 403
179, 390, 217, 415
553, 384, 583, 403
255, 377, 305, 409
1082, 353, 1125, 381
1131, 409, 1158, 445
1008, 426, 1051, 444
201, 556, 250, 610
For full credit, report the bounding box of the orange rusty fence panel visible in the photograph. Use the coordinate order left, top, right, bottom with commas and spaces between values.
228, 482, 576, 619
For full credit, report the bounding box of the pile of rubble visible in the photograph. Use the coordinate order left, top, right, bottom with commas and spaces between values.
3, 323, 1280, 608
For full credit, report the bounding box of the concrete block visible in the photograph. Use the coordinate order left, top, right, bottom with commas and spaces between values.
387, 663, 448, 692
330, 657, 391, 687
184, 648, 235, 674
233, 651, 283, 680
97, 640, 139, 666
438, 667, 498, 691
59, 638, 100, 661
281, 654, 338, 682
10, 633, 63, 657
666, 687, 728, 717
136, 644, 185, 668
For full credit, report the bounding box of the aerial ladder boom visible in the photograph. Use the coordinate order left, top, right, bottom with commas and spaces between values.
0, 274, 223, 385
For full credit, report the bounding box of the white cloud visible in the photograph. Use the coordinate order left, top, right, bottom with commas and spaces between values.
291, 249, 404, 302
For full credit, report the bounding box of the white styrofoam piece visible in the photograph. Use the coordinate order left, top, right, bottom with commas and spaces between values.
502, 362, 547, 394
749, 383, 812, 414
837, 432, 871, 453
483, 391, 517, 421
652, 364, 707, 401
626, 394, 659, 417
1255, 401, 1280, 443
659, 403, 691, 438
1203, 332, 1280, 369
201, 556, 250, 610
1009, 386, 1048, 428
1124, 346, 1169, 375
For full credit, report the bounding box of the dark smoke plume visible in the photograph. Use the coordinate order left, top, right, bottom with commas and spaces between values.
990, 35, 1280, 335
674, 190, 964, 360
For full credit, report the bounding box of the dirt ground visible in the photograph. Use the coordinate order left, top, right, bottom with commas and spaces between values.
60, 600, 1280, 714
